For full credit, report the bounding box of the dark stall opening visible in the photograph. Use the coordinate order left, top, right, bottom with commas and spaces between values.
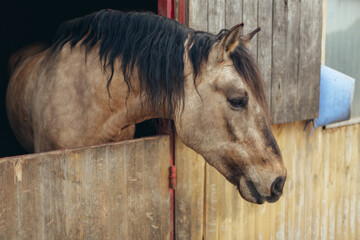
1, 0, 158, 157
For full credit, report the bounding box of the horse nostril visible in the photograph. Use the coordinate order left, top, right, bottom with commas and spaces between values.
271, 176, 286, 197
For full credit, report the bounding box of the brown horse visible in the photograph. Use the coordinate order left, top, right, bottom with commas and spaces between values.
6, 10, 286, 204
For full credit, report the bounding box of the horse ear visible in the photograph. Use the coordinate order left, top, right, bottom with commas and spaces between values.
241, 27, 261, 45
221, 23, 244, 54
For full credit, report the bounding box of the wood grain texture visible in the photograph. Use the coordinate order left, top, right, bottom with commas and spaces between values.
174, 135, 205, 240
297, 0, 322, 120
225, 0, 242, 29
242, 0, 258, 60
257, 0, 273, 112
208, 0, 225, 34
175, 121, 360, 239
0, 136, 171, 240
271, 0, 301, 123
0, 160, 17, 239
189, 0, 208, 31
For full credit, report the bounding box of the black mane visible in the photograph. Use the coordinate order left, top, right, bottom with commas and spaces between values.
51, 9, 268, 117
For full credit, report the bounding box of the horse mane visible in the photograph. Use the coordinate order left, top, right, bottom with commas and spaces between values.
50, 9, 269, 118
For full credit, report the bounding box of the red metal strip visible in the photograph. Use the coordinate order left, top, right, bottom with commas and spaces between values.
158, 1, 186, 238
158, 119, 176, 240
178, 0, 186, 24
158, 0, 174, 19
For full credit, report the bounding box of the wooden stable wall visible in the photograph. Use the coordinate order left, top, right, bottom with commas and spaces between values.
188, 0, 322, 124
0, 136, 171, 240
175, 122, 360, 240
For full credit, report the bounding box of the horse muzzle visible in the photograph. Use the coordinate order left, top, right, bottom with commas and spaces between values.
238, 174, 286, 204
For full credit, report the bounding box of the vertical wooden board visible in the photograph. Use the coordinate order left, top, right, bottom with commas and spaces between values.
215, 170, 233, 239
326, 128, 337, 239
357, 127, 360, 239
63, 151, 86, 239
348, 125, 359, 239
271, 0, 289, 123
106, 143, 128, 239
230, 187, 244, 239
271, 0, 301, 123
188, 0, 208, 31
16, 157, 44, 240
335, 128, 344, 239
41, 153, 66, 239
0, 160, 17, 239
257, 0, 273, 107
242, 0, 258, 60
208, 0, 225, 34
142, 137, 171, 240
204, 164, 219, 240
310, 128, 323, 240
297, 0, 322, 120
126, 140, 146, 240
81, 147, 109, 239
157, 137, 171, 240
342, 128, 352, 239
225, 0, 242, 29
175, 135, 205, 240
320, 129, 331, 240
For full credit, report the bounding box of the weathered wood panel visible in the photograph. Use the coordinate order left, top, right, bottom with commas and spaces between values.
189, 0, 208, 31
271, 0, 301, 123
176, 122, 360, 239
257, 0, 273, 105
0, 136, 171, 240
174, 135, 205, 240
225, 0, 242, 29
297, 0, 322, 121
188, 0, 322, 124
208, 0, 225, 34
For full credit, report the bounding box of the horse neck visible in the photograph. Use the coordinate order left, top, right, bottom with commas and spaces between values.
106, 62, 173, 127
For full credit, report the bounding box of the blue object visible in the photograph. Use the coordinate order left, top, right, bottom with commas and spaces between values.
313, 65, 355, 128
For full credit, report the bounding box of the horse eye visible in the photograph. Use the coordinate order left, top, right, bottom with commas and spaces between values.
228, 97, 248, 109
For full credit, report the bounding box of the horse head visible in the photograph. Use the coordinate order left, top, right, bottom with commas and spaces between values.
175, 24, 287, 204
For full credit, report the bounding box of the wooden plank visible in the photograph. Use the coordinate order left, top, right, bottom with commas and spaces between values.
143, 137, 167, 240
63, 151, 86, 239
188, 0, 208, 31
42, 153, 66, 239
271, 0, 301, 123
225, 0, 242, 29
15, 156, 44, 239
126, 140, 146, 240
204, 165, 219, 240
257, 0, 273, 108
208, 0, 225, 34
158, 137, 172, 240
0, 160, 17, 239
175, 135, 205, 240
83, 148, 109, 238
297, 0, 322, 120
105, 143, 128, 239
348, 125, 359, 239
242, 0, 258, 60
0, 136, 171, 240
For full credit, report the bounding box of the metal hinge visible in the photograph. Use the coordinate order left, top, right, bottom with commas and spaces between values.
169, 165, 176, 190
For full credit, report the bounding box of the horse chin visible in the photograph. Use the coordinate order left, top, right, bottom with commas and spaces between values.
237, 176, 265, 204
